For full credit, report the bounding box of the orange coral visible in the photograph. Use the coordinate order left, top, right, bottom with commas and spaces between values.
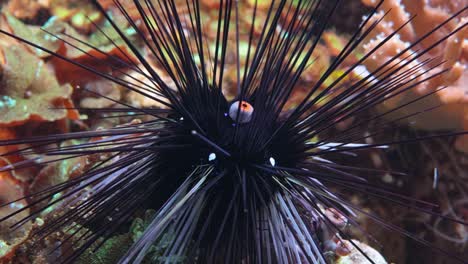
6, 0, 45, 21
4, 12, 135, 111
361, 0, 468, 152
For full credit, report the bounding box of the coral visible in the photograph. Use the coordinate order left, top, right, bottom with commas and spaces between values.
0, 43, 76, 126
361, 0, 468, 152
76, 209, 187, 264
1, 12, 62, 58
2, 10, 137, 113
0, 13, 79, 127
0, 1, 435, 262
0, 171, 32, 261
5, 0, 46, 22
32, 0, 104, 33
335, 240, 387, 264
123, 64, 172, 109
79, 78, 122, 108
27, 151, 89, 212
76, 234, 132, 264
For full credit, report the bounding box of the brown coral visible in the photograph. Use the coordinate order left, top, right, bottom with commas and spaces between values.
0, 12, 80, 127
0, 43, 76, 126
0, 171, 32, 261
6, 0, 45, 22
361, 0, 468, 152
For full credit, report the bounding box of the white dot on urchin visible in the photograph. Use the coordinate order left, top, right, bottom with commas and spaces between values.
208, 153, 217, 161
269, 157, 276, 166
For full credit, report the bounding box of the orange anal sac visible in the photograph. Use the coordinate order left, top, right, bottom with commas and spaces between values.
229, 100, 254, 124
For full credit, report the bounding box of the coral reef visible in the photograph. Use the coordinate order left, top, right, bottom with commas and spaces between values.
360, 0, 468, 152
0, 0, 396, 262
0, 14, 77, 126
0, 170, 32, 261
2, 0, 463, 263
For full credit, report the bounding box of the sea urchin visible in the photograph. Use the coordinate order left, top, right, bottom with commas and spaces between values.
0, 0, 467, 263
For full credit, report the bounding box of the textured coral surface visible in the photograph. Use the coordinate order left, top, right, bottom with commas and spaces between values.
362, 0, 468, 151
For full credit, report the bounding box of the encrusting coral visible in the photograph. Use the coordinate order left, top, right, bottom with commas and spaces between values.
0, 170, 32, 261
360, 0, 468, 152
0, 13, 78, 126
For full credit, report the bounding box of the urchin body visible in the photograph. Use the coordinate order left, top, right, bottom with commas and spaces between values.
140, 94, 307, 261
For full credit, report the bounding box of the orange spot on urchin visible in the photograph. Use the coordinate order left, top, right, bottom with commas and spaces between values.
239, 101, 253, 112
229, 100, 254, 124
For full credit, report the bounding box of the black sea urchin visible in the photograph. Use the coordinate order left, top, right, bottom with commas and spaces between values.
0, 0, 467, 263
